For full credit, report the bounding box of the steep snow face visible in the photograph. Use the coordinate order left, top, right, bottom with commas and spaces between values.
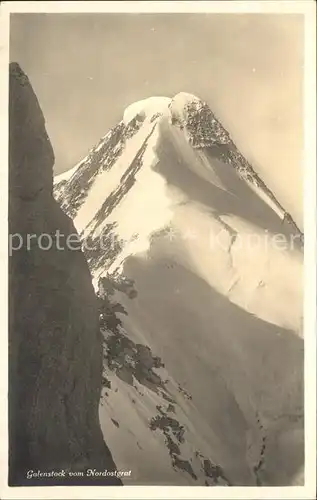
54, 92, 304, 486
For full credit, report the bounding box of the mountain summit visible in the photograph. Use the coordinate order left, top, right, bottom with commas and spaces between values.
55, 92, 302, 237
54, 92, 304, 486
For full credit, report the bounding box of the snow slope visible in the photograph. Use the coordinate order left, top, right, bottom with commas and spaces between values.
54, 92, 304, 486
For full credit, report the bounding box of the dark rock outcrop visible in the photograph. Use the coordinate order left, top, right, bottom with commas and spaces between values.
8, 62, 121, 486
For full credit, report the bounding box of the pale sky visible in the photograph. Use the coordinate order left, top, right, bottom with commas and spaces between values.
10, 13, 304, 227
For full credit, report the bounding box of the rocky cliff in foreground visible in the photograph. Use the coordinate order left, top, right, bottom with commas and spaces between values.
8, 62, 121, 486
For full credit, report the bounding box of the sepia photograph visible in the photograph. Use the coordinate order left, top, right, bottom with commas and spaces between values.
0, 1, 316, 499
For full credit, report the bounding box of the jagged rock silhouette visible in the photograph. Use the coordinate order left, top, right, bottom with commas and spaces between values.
8, 62, 122, 486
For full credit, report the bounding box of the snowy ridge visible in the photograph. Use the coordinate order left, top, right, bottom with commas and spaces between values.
54, 92, 304, 486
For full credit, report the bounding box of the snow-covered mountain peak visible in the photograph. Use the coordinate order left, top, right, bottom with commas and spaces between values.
54, 89, 303, 324
121, 92, 229, 150
54, 91, 304, 487
122, 93, 205, 126
123, 96, 171, 125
